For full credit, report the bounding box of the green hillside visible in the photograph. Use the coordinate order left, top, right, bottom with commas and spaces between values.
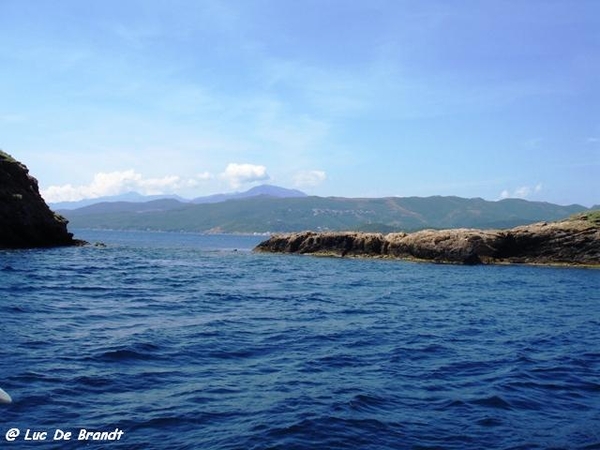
60, 195, 590, 233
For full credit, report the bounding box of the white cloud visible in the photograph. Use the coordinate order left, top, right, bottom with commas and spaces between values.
514, 186, 532, 198
41, 170, 206, 202
196, 171, 213, 181
500, 183, 543, 200
293, 170, 327, 188
219, 163, 269, 188
41, 164, 272, 202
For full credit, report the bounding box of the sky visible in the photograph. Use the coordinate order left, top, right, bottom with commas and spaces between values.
1, 0, 598, 206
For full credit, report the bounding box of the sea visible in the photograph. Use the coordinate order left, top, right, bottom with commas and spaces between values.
1, 229, 599, 450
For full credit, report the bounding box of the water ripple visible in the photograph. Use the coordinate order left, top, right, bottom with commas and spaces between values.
1, 230, 599, 449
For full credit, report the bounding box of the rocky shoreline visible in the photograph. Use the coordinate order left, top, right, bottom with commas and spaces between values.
0, 150, 84, 249
254, 213, 600, 266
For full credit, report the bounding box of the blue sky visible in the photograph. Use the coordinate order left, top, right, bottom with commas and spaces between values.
1, 0, 598, 206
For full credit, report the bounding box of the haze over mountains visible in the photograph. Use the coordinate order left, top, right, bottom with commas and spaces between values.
55, 184, 596, 234
50, 184, 306, 210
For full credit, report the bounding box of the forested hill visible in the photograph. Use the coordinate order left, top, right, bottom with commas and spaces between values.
59, 194, 591, 234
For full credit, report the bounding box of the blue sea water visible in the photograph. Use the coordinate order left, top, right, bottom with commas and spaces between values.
1, 229, 599, 449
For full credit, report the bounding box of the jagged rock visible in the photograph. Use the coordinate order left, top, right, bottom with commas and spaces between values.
255, 214, 600, 266
0, 150, 83, 248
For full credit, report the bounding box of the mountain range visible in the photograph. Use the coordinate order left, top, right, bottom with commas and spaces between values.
50, 184, 306, 210
56, 184, 596, 234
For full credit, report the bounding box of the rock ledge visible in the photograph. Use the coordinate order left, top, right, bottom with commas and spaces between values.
255, 214, 600, 266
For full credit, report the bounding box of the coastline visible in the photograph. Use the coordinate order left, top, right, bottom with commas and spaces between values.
254, 213, 600, 267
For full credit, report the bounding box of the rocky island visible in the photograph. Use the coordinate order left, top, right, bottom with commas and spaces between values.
255, 212, 600, 267
0, 150, 83, 248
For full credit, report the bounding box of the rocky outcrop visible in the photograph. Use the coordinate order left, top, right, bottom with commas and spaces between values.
0, 150, 83, 248
255, 213, 600, 266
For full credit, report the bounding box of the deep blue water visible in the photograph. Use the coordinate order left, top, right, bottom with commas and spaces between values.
1, 229, 599, 449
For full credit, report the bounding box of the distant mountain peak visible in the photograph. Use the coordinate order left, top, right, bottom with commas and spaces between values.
49, 191, 188, 210
243, 184, 307, 198
191, 184, 306, 204
51, 184, 307, 209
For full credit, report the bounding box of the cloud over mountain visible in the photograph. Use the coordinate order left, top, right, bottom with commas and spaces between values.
293, 170, 327, 187
41, 164, 272, 203
41, 170, 193, 202
219, 163, 269, 188
500, 183, 543, 200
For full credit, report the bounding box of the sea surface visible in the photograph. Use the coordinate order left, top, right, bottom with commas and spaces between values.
1, 230, 599, 449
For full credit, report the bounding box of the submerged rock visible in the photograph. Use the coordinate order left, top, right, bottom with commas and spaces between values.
255, 214, 600, 266
0, 150, 84, 248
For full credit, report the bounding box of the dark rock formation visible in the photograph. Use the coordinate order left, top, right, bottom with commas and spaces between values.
0, 150, 83, 248
255, 213, 600, 266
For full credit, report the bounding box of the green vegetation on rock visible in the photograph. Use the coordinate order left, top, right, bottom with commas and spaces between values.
0, 149, 19, 164
570, 210, 600, 225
